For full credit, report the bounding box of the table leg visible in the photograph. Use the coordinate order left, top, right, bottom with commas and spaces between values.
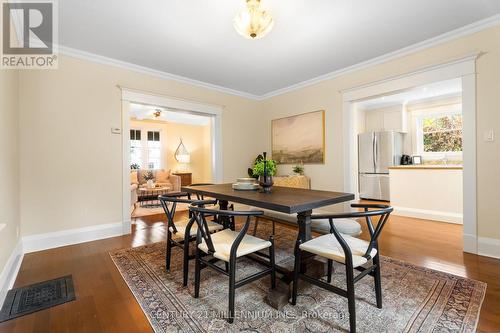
217, 200, 233, 230
297, 210, 313, 242
266, 209, 326, 310
297, 210, 316, 273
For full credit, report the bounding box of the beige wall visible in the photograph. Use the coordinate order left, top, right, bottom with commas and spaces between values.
0, 70, 20, 272
164, 122, 212, 183
131, 119, 212, 183
14, 25, 500, 243
19, 55, 264, 236
261, 25, 500, 240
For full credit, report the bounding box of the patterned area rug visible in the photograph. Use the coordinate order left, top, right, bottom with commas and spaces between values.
110, 221, 486, 333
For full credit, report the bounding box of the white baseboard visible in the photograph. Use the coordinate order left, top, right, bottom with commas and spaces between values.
392, 206, 463, 224
22, 222, 125, 254
463, 233, 478, 254
478, 236, 500, 260
0, 240, 24, 307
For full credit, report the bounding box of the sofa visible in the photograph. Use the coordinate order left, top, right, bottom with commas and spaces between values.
130, 169, 181, 207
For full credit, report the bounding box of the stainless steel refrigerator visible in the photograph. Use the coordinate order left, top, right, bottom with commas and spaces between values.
358, 131, 403, 201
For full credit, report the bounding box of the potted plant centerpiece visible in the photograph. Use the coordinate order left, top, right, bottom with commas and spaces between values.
143, 171, 155, 189
252, 152, 277, 193
293, 162, 305, 176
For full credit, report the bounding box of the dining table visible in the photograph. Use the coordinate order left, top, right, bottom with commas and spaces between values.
182, 183, 355, 309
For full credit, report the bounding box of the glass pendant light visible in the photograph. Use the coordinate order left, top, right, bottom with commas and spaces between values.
174, 138, 190, 164
233, 0, 274, 40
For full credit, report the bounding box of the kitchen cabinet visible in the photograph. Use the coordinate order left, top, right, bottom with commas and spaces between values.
365, 105, 408, 133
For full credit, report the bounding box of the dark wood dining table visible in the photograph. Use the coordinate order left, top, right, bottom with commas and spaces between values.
182, 183, 355, 309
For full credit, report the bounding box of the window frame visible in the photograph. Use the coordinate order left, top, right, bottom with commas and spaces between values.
411, 103, 463, 161
129, 126, 165, 170
130, 129, 144, 168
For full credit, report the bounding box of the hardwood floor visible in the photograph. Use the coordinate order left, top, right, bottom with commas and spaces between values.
0, 212, 499, 332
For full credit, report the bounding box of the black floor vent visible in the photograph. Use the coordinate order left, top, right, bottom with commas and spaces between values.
0, 275, 75, 322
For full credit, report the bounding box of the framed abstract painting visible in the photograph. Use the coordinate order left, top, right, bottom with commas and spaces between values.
272, 110, 325, 164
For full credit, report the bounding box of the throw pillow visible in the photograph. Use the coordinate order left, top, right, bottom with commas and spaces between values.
156, 169, 171, 183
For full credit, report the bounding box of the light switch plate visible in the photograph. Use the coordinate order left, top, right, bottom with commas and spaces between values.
111, 127, 122, 134
483, 129, 495, 142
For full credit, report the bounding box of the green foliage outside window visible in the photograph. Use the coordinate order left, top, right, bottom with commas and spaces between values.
422, 114, 462, 153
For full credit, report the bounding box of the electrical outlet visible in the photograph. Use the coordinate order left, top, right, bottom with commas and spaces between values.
483, 129, 495, 142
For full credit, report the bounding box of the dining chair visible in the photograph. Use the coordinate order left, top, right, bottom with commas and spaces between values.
291, 204, 393, 333
188, 183, 236, 229
159, 193, 224, 287
190, 202, 276, 324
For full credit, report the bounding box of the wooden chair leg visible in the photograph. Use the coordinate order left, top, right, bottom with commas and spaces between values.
166, 231, 172, 271
291, 242, 302, 305
272, 220, 275, 236
346, 265, 356, 333
194, 248, 201, 298
252, 217, 259, 236
327, 259, 333, 283
228, 258, 236, 323
373, 254, 383, 308
269, 236, 276, 289
182, 238, 190, 287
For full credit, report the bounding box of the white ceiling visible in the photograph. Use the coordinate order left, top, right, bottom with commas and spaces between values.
355, 78, 462, 110
59, 0, 500, 96
130, 103, 211, 126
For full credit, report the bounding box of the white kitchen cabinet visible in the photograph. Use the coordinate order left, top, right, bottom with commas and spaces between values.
365, 111, 384, 131
364, 105, 408, 133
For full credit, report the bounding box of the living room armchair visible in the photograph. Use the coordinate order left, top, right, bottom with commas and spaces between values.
167, 174, 181, 192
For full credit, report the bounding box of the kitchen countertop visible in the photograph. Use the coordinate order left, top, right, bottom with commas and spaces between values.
389, 165, 463, 170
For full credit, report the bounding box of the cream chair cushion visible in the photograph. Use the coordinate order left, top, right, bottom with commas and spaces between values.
299, 233, 377, 268
198, 229, 272, 262
311, 217, 362, 236
169, 218, 223, 238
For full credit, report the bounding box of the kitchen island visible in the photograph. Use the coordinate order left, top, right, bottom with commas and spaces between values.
389, 165, 463, 224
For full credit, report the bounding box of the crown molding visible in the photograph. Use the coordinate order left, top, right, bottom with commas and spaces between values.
259, 13, 500, 100
58, 46, 261, 101
56, 13, 500, 101
341, 52, 481, 96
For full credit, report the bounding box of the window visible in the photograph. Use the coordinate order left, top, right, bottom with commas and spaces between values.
130, 128, 163, 169
147, 131, 161, 169
130, 129, 143, 168
413, 104, 463, 160
421, 114, 462, 153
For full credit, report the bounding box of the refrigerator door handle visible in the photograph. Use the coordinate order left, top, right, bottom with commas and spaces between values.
373, 134, 378, 171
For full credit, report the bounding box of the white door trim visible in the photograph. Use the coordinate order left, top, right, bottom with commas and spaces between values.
120, 88, 224, 234
341, 53, 480, 254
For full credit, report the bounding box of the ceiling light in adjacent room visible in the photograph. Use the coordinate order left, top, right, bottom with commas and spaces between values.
233, 0, 274, 40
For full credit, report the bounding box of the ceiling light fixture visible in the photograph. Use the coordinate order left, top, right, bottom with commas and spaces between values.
233, 0, 274, 40
154, 109, 162, 118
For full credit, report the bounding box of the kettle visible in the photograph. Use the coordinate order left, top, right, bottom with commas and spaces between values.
401, 155, 412, 165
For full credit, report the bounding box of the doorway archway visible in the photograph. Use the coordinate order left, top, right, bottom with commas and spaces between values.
341, 53, 479, 254
120, 88, 223, 234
